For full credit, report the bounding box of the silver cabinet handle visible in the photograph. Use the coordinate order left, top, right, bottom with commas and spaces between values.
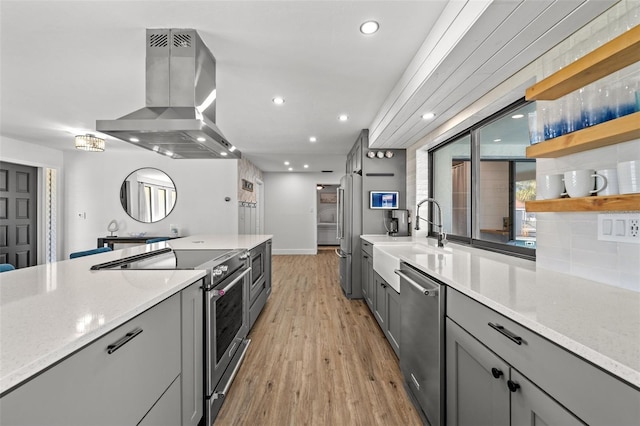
106, 328, 143, 354
394, 269, 439, 297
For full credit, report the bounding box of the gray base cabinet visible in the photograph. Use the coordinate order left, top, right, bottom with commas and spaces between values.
447, 288, 640, 426
372, 271, 400, 358
139, 376, 182, 426
446, 318, 581, 426
361, 242, 374, 310
181, 281, 203, 426
0, 294, 182, 426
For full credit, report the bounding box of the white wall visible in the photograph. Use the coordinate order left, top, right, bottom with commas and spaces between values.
264, 171, 342, 254
64, 149, 238, 257
407, 0, 640, 291
1, 136, 65, 262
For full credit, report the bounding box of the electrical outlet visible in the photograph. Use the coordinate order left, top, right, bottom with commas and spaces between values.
598, 214, 640, 244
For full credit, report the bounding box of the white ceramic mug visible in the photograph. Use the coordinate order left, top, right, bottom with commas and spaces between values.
617, 160, 640, 194
595, 168, 619, 196
538, 174, 564, 199
562, 169, 607, 198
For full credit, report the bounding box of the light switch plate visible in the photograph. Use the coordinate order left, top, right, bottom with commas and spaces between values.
597, 213, 640, 244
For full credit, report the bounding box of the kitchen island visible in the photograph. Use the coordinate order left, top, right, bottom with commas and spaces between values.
0, 233, 272, 425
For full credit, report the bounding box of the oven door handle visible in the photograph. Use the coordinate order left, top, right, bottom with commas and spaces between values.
213, 339, 251, 400
210, 267, 251, 297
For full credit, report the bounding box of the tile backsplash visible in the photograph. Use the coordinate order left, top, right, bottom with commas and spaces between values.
535, 139, 640, 292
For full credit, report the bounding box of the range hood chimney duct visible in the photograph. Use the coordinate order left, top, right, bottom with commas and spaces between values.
96, 29, 240, 159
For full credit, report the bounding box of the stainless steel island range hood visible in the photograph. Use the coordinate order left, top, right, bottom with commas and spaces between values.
97, 29, 240, 159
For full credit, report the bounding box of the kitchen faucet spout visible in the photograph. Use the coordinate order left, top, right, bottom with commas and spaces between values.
415, 198, 447, 248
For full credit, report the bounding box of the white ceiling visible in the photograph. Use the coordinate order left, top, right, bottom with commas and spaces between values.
0, 1, 615, 173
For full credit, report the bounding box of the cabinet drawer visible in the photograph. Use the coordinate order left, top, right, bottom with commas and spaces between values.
249, 283, 268, 330
0, 294, 181, 426
447, 288, 640, 426
138, 375, 181, 426
361, 240, 373, 256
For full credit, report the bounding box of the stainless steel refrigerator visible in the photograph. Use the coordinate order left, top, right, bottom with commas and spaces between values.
336, 174, 362, 298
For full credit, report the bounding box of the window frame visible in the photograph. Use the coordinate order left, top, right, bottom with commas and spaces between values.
428, 98, 536, 260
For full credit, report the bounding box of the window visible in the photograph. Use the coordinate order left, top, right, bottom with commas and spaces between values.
429, 101, 536, 258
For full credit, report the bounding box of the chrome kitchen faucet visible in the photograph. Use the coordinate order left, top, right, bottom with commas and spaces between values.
415, 198, 447, 248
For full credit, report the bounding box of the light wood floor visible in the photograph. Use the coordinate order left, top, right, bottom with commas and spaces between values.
214, 251, 422, 426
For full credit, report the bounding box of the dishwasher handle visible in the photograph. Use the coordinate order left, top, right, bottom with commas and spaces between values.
395, 269, 439, 297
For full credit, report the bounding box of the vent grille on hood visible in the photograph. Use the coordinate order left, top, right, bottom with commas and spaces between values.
96, 29, 240, 160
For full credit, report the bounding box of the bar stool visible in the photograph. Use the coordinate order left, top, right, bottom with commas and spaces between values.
0, 264, 15, 272
69, 247, 113, 259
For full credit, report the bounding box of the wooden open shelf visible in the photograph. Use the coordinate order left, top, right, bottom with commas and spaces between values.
526, 111, 640, 158
526, 24, 640, 101
526, 194, 640, 212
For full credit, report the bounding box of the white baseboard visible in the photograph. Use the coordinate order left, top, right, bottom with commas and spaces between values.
272, 249, 317, 255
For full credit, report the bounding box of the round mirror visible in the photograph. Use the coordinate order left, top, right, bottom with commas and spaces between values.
120, 168, 177, 223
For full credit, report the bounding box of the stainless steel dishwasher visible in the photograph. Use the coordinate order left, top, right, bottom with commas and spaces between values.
395, 262, 445, 426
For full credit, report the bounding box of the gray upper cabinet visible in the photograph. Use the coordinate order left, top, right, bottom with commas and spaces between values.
181, 280, 204, 426
0, 294, 182, 426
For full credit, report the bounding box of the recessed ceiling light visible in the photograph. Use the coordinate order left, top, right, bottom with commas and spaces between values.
129, 137, 139, 142
493, 139, 502, 142
512, 114, 524, 119
284, 161, 290, 166
272, 97, 285, 105
309, 136, 317, 143
196, 137, 206, 142
220, 152, 228, 156
421, 112, 435, 120
304, 164, 309, 169
360, 20, 379, 35
338, 114, 349, 122
288, 167, 293, 171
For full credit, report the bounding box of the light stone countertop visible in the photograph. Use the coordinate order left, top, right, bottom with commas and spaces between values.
0, 243, 207, 396
361, 234, 640, 389
168, 233, 272, 251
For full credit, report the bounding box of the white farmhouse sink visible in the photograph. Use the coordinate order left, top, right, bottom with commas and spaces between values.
373, 243, 433, 293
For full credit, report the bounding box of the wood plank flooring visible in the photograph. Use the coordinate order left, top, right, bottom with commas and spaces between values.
214, 250, 422, 425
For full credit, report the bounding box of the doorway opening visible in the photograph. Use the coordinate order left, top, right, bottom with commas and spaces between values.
316, 184, 338, 248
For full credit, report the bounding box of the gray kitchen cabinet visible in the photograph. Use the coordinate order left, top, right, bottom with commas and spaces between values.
510, 369, 584, 426
265, 240, 272, 298
181, 280, 203, 426
385, 283, 401, 358
447, 288, 640, 426
0, 293, 182, 426
447, 318, 582, 426
372, 271, 400, 358
139, 376, 182, 426
446, 318, 510, 425
373, 272, 386, 328
361, 242, 374, 310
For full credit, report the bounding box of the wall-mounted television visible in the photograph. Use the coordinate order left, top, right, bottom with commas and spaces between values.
370, 191, 399, 209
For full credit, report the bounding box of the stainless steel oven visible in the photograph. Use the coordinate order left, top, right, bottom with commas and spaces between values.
202, 251, 251, 424
91, 247, 252, 426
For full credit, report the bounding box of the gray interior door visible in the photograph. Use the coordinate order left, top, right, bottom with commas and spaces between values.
0, 161, 38, 268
